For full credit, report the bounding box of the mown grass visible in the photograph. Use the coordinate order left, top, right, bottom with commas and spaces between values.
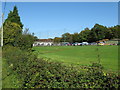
33, 46, 118, 72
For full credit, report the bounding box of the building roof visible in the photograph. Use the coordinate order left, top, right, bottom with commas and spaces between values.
36, 39, 53, 42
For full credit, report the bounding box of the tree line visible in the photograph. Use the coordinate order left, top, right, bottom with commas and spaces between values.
2, 6, 120, 47
54, 24, 120, 43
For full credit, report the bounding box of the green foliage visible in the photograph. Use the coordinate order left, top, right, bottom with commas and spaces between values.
91, 62, 104, 69
3, 6, 37, 50
17, 28, 35, 50
0, 27, 1, 46
3, 21, 22, 46
58, 24, 120, 43
105, 28, 113, 39
61, 33, 73, 43
17, 34, 34, 50
3, 46, 119, 88
3, 20, 35, 50
72, 32, 80, 43
2, 45, 37, 88
2, 58, 22, 88
2, 5, 119, 89
79, 28, 91, 42
5, 6, 23, 29
33, 36, 39, 41
53, 37, 62, 43
109, 25, 120, 39
3, 45, 36, 66
91, 24, 107, 41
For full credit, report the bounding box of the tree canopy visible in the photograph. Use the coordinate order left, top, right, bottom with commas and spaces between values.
3, 21, 22, 46
53, 24, 120, 43
5, 6, 23, 29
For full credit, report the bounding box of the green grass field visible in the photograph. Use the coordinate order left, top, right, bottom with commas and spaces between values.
33, 46, 118, 72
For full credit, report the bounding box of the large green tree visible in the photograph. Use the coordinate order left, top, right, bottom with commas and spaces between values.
109, 25, 120, 39
90, 24, 107, 41
72, 33, 80, 43
3, 6, 23, 46
104, 27, 113, 39
5, 6, 23, 29
61, 33, 73, 43
3, 21, 22, 46
53, 37, 62, 43
17, 28, 35, 50
79, 28, 91, 42
3, 6, 36, 50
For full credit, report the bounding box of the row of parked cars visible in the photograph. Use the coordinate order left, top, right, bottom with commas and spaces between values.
64, 42, 98, 46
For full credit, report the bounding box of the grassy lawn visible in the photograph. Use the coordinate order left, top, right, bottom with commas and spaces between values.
33, 45, 118, 72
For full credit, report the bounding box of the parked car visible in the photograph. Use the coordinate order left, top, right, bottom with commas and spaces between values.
98, 42, 104, 46
67, 43, 72, 46
73, 42, 79, 46
82, 42, 89, 45
89, 42, 97, 45
77, 43, 82, 46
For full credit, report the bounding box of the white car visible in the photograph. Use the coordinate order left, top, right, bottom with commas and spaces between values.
77, 43, 82, 46
82, 42, 89, 45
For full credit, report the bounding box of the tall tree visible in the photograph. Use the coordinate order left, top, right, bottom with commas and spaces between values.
53, 37, 62, 43
3, 21, 22, 46
72, 33, 80, 43
91, 24, 107, 41
3, 6, 23, 46
61, 33, 73, 43
104, 27, 113, 39
5, 6, 23, 29
3, 6, 36, 50
109, 25, 120, 39
79, 28, 91, 42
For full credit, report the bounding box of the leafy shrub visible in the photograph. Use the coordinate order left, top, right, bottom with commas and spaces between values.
17, 33, 35, 50
91, 62, 104, 69
2, 45, 37, 84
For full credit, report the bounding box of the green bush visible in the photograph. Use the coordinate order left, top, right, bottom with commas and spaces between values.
17, 34, 35, 50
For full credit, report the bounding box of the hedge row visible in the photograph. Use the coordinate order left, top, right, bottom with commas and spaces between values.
3, 46, 120, 88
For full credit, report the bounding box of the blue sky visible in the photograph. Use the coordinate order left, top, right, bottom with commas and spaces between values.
2, 2, 118, 39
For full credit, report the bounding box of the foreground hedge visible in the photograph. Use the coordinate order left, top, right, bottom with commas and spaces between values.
3, 46, 120, 88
